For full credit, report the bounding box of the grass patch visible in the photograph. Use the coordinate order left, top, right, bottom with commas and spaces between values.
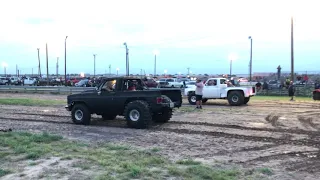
252, 96, 313, 102
0, 168, 11, 177
257, 168, 273, 175
0, 98, 66, 106
176, 159, 201, 165
0, 131, 243, 179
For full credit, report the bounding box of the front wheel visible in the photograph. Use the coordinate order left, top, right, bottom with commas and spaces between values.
188, 93, 197, 105
71, 104, 91, 125
124, 100, 152, 129
227, 91, 244, 106
244, 97, 250, 104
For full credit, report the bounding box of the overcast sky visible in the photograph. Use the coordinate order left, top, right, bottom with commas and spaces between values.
0, 0, 319, 75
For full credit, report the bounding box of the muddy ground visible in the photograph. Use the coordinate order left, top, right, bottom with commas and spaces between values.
1, 93, 320, 179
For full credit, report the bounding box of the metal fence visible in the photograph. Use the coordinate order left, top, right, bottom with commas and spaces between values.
0, 86, 96, 94
0, 85, 315, 97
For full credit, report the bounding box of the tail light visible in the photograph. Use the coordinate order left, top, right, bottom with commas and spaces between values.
156, 97, 163, 104
252, 87, 256, 93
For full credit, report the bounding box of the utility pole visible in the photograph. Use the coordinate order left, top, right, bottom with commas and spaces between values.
64, 36, 68, 86
93, 54, 96, 77
56, 57, 59, 77
123, 42, 129, 76
16, 64, 18, 77
37, 48, 41, 77
230, 60, 232, 78
46, 43, 49, 85
187, 67, 190, 76
109, 64, 111, 75
248, 36, 253, 82
32, 68, 33, 76
291, 16, 294, 82
154, 54, 157, 76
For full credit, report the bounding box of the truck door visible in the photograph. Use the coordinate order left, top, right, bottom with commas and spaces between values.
94, 79, 117, 114
203, 79, 220, 98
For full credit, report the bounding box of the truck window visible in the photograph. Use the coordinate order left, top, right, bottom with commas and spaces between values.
166, 79, 174, 82
207, 80, 217, 86
220, 79, 226, 85
101, 80, 116, 91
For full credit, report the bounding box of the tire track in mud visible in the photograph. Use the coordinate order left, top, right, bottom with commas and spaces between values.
151, 127, 320, 148
212, 144, 280, 156
5, 112, 320, 137
2, 114, 320, 172
243, 150, 320, 165
3, 115, 319, 148
169, 121, 320, 136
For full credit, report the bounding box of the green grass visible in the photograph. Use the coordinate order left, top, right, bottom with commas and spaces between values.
0, 131, 243, 180
0, 168, 11, 177
0, 98, 66, 106
176, 159, 201, 165
252, 96, 313, 102
257, 168, 273, 175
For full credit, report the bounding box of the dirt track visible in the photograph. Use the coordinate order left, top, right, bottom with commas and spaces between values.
1, 93, 320, 179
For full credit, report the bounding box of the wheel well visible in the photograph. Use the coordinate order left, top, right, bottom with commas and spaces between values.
227, 90, 244, 97
188, 91, 195, 96
70, 101, 89, 111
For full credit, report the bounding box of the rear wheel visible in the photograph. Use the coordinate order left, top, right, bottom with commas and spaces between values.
153, 109, 173, 123
313, 91, 320, 100
71, 104, 91, 125
227, 91, 244, 106
124, 100, 152, 129
244, 97, 250, 104
188, 93, 197, 105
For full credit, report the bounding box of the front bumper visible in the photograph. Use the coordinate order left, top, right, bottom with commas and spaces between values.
65, 103, 72, 111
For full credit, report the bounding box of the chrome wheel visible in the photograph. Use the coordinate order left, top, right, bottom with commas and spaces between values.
191, 96, 196, 103
75, 109, 83, 121
232, 95, 239, 103
129, 109, 140, 121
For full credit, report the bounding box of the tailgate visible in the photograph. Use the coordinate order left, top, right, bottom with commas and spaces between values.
159, 89, 182, 107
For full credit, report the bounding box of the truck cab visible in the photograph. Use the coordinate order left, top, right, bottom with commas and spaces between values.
184, 78, 256, 106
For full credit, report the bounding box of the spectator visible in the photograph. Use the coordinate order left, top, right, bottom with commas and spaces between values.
195, 79, 204, 109
288, 81, 295, 101
255, 81, 262, 91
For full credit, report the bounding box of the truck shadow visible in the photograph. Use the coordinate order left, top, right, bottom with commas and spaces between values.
90, 117, 169, 129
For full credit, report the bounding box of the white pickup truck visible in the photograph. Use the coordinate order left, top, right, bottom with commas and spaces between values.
184, 78, 256, 106
23, 77, 37, 86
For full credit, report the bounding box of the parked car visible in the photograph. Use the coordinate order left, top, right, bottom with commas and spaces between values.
157, 78, 183, 88
75, 79, 91, 87
268, 80, 282, 90
143, 78, 158, 88
9, 77, 22, 85
0, 77, 9, 85
23, 77, 37, 86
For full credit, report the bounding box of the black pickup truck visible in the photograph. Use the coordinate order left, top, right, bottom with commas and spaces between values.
65, 77, 182, 129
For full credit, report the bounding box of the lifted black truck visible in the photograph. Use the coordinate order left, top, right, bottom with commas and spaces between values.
65, 77, 182, 129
